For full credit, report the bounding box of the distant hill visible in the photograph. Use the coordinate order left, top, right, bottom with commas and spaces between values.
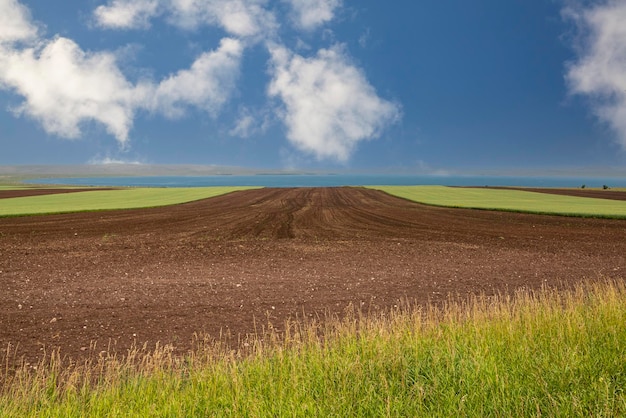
0, 164, 314, 182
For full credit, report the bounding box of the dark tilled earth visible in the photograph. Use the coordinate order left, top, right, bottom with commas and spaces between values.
1, 187, 625, 364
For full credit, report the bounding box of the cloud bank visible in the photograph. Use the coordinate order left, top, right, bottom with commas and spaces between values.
0, 0, 245, 145
0, 0, 400, 162
565, 0, 626, 148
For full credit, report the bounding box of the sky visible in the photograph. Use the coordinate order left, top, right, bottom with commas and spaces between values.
1, 0, 626, 174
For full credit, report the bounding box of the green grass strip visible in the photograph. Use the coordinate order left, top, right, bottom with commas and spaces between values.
0, 187, 258, 217
369, 185, 626, 218
0, 186, 30, 190
1, 281, 625, 417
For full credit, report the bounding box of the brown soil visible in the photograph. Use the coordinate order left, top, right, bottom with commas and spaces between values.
1, 187, 625, 365
0, 188, 115, 199
481, 186, 626, 201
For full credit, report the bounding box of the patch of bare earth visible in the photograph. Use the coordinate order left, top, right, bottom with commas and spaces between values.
0, 188, 115, 199
0, 187, 624, 364
480, 186, 626, 201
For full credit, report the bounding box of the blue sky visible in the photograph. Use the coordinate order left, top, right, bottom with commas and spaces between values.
1, 0, 626, 174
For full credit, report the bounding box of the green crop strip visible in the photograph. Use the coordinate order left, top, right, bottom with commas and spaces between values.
369, 185, 626, 218
0, 187, 259, 217
0, 186, 30, 190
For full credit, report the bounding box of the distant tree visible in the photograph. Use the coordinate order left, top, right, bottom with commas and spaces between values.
581, 184, 586, 189
603, 185, 610, 190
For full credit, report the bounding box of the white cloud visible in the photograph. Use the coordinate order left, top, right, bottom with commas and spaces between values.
268, 44, 400, 161
94, 0, 159, 29
0, 36, 144, 144
0, 1, 245, 146
0, 0, 38, 43
0, 7, 244, 146
0, 35, 243, 142
229, 106, 270, 138
94, 0, 276, 38
169, 0, 276, 38
150, 38, 244, 118
284, 0, 341, 31
230, 109, 256, 138
564, 0, 626, 148
93, 0, 344, 37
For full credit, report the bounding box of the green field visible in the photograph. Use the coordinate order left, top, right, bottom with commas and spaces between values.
1, 281, 624, 417
4, 184, 626, 218
0, 187, 258, 217
369, 185, 626, 218
0, 185, 32, 190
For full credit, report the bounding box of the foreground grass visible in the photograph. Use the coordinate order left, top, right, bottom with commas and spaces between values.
1, 281, 625, 417
369, 185, 626, 218
0, 187, 258, 217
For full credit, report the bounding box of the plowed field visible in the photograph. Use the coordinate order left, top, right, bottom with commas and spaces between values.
1, 187, 625, 364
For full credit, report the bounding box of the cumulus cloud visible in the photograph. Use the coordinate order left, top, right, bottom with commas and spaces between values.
0, 27, 242, 146
94, 0, 159, 29
0, 1, 245, 146
564, 0, 626, 148
283, 0, 341, 31
268, 44, 400, 161
0, 1, 142, 143
94, 0, 276, 38
0, 37, 145, 143
0, 0, 38, 43
0, 36, 243, 143
150, 38, 243, 118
